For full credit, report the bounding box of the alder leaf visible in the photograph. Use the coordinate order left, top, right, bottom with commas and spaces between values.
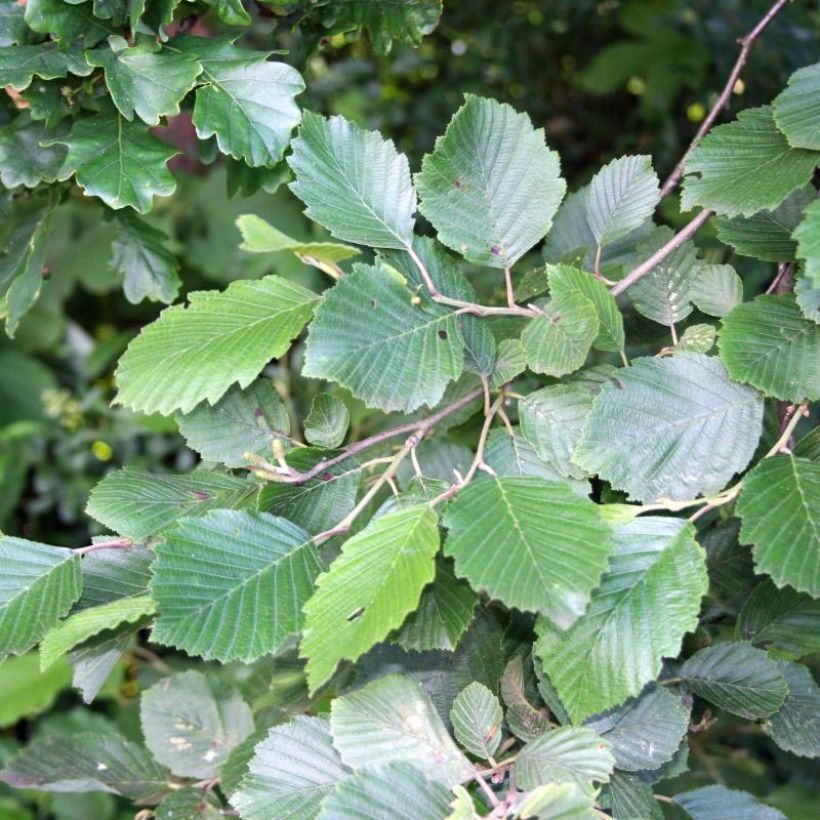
303, 263, 463, 413
0, 536, 82, 661
681, 106, 818, 217
763, 660, 820, 758
416, 94, 565, 268
689, 264, 743, 318
794, 198, 820, 287
115, 275, 318, 415
86, 467, 256, 540
87, 36, 201, 125
150, 510, 322, 663
450, 682, 503, 760
289, 111, 416, 249
718, 295, 820, 402
535, 517, 708, 723
329, 674, 473, 786
575, 353, 763, 503
304, 394, 350, 449
772, 62, 820, 150
443, 475, 612, 629
736, 454, 820, 597
300, 505, 440, 693
171, 36, 304, 167
673, 785, 785, 820
679, 643, 788, 719
141, 670, 254, 778
678, 323, 716, 354
232, 716, 347, 820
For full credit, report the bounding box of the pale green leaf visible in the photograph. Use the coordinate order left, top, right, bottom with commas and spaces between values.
172, 36, 304, 168
763, 660, 820, 758
0, 42, 91, 89
515, 782, 597, 819
521, 291, 598, 377
0, 653, 71, 728
736, 454, 820, 597
330, 674, 473, 786
450, 682, 502, 760
514, 727, 614, 790
115, 275, 318, 415
178, 378, 291, 468
77, 542, 152, 609
0, 536, 81, 661
86, 467, 256, 539
141, 670, 254, 778
40, 595, 155, 671
416, 94, 565, 268
794, 198, 820, 287
673, 785, 785, 820
689, 264, 743, 317
301, 505, 439, 693
679, 642, 788, 719
318, 762, 453, 820
443, 475, 612, 629
678, 323, 716, 353
304, 394, 350, 449
772, 62, 820, 150
303, 263, 463, 412
232, 716, 346, 820
587, 155, 659, 250
575, 353, 763, 503
490, 338, 527, 389
151, 510, 322, 662
70, 627, 137, 705
155, 788, 222, 820
719, 294, 820, 402
87, 36, 201, 125
795, 275, 820, 323
681, 107, 818, 217
535, 517, 708, 723
289, 111, 416, 249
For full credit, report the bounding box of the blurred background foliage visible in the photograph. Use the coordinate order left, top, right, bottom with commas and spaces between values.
0, 1, 818, 817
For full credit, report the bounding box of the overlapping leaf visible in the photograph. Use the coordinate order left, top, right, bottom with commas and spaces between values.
794, 199, 820, 286
673, 785, 785, 820
450, 682, 502, 759
773, 62, 820, 150
689, 264, 743, 318
763, 660, 820, 758
0, 42, 91, 89
0, 116, 67, 189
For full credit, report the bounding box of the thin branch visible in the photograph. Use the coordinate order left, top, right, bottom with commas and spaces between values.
473, 769, 501, 809
764, 401, 808, 457
610, 209, 713, 296
504, 266, 516, 308
75, 537, 134, 556
659, 0, 790, 199
765, 261, 795, 295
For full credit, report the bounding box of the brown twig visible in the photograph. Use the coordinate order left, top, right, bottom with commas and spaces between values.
75, 537, 134, 556
659, 0, 791, 199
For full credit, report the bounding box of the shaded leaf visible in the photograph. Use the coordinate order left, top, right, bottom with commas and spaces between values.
763, 660, 820, 758
673, 785, 785, 820
304, 394, 350, 449
23, 0, 110, 47
501, 655, 551, 742
0, 42, 91, 89
0, 116, 67, 189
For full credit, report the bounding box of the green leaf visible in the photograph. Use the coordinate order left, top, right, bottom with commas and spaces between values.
673, 785, 785, 820
719, 295, 820, 402
320, 0, 442, 54
586, 155, 659, 251
171, 36, 304, 167
679, 642, 788, 719
736, 454, 820, 597
76, 542, 151, 609
40, 595, 155, 671
716, 187, 815, 262
87, 37, 201, 126
0, 116, 67, 189
535, 517, 707, 723
794, 198, 820, 287
0, 536, 81, 661
23, 0, 110, 47
392, 556, 478, 653
155, 788, 222, 820
736, 580, 820, 656
319, 761, 453, 820
178, 379, 291, 468
201, 0, 250, 26
443, 475, 612, 628
0, 733, 170, 803
416, 95, 565, 268
450, 682, 503, 760
0, 653, 71, 728
678, 323, 716, 353
301, 506, 439, 693
490, 338, 527, 389
575, 353, 763, 503
689, 264, 743, 317
303, 263, 463, 412
70, 627, 138, 705
46, 110, 177, 213
86, 467, 256, 540
763, 660, 820, 758
141, 670, 254, 778
289, 111, 416, 248
681, 107, 818, 217
602, 775, 662, 820
585, 684, 689, 772
237, 213, 360, 275
514, 727, 614, 790
772, 62, 820, 150
795, 275, 820, 324
521, 291, 598, 377
515, 782, 598, 819
151, 510, 322, 663
330, 674, 473, 786
304, 394, 350, 449
110, 211, 180, 304
258, 447, 360, 536
232, 716, 346, 820
548, 264, 625, 352
115, 275, 318, 415
501, 655, 551, 742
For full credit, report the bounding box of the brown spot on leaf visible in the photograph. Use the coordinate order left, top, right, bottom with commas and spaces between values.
491, 245, 501, 256
438, 330, 448, 340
